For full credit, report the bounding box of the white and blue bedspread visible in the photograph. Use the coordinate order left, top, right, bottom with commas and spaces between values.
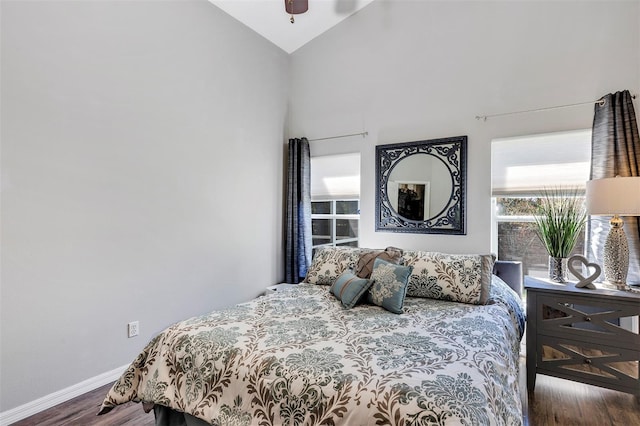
100, 276, 524, 425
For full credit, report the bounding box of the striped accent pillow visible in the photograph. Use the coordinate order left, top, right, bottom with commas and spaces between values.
330, 271, 372, 309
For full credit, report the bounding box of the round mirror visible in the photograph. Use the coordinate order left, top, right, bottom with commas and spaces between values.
386, 153, 452, 221
375, 136, 467, 235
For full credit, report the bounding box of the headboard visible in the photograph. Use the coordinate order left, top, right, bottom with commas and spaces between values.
493, 260, 523, 298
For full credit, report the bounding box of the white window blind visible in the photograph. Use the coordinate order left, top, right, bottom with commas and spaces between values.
311, 153, 360, 200
491, 130, 591, 196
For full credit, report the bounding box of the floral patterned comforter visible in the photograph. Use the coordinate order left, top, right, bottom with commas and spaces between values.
99, 277, 525, 425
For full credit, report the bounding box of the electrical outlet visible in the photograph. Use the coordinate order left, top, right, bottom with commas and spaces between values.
127, 321, 139, 338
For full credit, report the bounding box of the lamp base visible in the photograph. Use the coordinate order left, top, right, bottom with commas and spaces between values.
603, 215, 629, 287
601, 282, 640, 294
601, 281, 632, 291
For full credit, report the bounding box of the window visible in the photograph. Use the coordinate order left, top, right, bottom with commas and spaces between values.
312, 200, 360, 248
493, 197, 586, 278
310, 153, 360, 249
491, 130, 591, 278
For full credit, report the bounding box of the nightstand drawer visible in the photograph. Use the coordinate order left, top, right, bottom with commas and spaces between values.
536, 294, 640, 349
537, 335, 639, 395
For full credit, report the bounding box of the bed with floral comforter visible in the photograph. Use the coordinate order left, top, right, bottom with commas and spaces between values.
99, 276, 524, 425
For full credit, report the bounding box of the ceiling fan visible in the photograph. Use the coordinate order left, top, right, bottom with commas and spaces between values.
285, 0, 308, 23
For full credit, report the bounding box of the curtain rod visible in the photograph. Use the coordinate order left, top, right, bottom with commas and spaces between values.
308, 131, 368, 142
475, 94, 637, 122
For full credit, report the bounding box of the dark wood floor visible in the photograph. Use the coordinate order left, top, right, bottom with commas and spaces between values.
521, 354, 640, 425
10, 383, 154, 426
11, 354, 640, 426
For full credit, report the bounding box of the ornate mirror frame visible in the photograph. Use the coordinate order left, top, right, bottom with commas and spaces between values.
375, 136, 467, 235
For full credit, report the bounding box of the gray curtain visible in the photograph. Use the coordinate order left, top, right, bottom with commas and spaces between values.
587, 90, 640, 284
285, 138, 312, 283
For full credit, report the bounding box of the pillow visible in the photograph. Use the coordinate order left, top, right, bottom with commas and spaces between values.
402, 251, 494, 304
330, 271, 372, 309
303, 246, 361, 285
367, 258, 413, 314
355, 246, 403, 279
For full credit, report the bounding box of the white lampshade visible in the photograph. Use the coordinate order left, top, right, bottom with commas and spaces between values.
586, 176, 640, 216
585, 176, 640, 289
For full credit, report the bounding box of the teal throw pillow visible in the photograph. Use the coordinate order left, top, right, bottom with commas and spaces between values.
367, 258, 413, 314
331, 271, 372, 309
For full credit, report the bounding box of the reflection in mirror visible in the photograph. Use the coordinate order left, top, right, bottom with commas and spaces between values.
388, 182, 429, 221
387, 153, 453, 220
376, 136, 467, 234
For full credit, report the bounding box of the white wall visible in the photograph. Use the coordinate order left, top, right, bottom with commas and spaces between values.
2, 0, 639, 417
0, 0, 289, 411
291, 0, 640, 254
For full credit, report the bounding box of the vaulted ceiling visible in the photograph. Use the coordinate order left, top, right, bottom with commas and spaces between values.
209, 0, 375, 53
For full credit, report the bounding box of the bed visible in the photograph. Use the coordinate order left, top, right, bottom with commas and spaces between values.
99, 250, 525, 426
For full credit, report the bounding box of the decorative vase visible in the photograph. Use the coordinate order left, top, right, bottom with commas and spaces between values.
548, 256, 568, 283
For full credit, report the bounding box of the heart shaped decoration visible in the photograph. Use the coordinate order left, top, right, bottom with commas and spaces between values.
568, 255, 600, 289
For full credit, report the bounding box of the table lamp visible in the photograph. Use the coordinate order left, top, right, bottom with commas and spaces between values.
586, 176, 640, 290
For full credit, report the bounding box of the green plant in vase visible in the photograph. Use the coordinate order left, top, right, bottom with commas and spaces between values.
534, 187, 587, 282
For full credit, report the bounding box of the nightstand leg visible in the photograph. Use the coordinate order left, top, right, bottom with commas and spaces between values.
527, 353, 536, 391
526, 292, 537, 392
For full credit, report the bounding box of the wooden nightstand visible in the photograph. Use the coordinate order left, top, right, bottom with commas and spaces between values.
525, 276, 640, 396
264, 283, 298, 295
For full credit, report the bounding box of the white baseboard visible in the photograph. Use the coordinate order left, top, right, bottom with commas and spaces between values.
0, 364, 128, 426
